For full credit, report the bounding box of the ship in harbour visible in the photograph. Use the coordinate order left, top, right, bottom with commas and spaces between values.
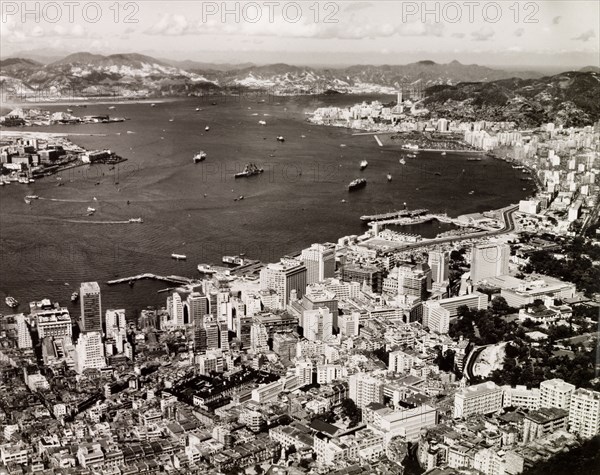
235, 163, 264, 178
5, 296, 18, 308
360, 160, 368, 170
193, 151, 207, 163
348, 178, 367, 191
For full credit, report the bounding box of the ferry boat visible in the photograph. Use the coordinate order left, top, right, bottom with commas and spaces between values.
223, 256, 245, 265
128, 218, 143, 223
276, 136, 285, 142
387, 174, 392, 182
71, 292, 79, 302
171, 254, 187, 260
399, 158, 406, 165
193, 151, 207, 163
360, 160, 368, 170
348, 178, 367, 191
198, 264, 217, 274
235, 163, 264, 178
5, 296, 18, 308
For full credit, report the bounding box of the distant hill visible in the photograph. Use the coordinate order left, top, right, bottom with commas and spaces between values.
424, 71, 600, 127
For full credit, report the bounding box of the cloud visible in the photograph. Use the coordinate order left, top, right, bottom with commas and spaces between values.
451, 32, 465, 39
471, 27, 494, 42
572, 29, 596, 42
144, 14, 445, 40
514, 28, 524, 37
553, 16, 561, 25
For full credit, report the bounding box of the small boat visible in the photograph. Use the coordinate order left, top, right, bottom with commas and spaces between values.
434, 172, 441, 176
129, 280, 135, 287
87, 207, 96, 213
198, 264, 217, 274
205, 126, 210, 131
340, 144, 346, 147
71, 292, 79, 302
258, 120, 267, 126
151, 103, 156, 107
193, 151, 207, 163
233, 195, 244, 202
169, 119, 174, 122
522, 188, 527, 191
24, 199, 31, 204
360, 160, 368, 170
5, 296, 19, 308
441, 151, 447, 156
276, 136, 285, 142
108, 106, 116, 110
341, 199, 347, 203
407, 153, 417, 158
171, 253, 187, 260
126, 130, 135, 134
128, 218, 143, 223
399, 159, 406, 165
468, 190, 475, 195
387, 174, 392, 182
66, 109, 73, 113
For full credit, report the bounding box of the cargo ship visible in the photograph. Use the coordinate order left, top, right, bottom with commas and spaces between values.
360, 160, 368, 170
193, 151, 207, 163
5, 296, 18, 308
235, 163, 264, 178
348, 178, 367, 191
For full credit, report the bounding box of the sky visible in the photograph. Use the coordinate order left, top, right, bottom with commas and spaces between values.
1, 1, 599, 69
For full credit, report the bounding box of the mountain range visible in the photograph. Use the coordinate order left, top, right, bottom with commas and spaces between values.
1, 52, 599, 126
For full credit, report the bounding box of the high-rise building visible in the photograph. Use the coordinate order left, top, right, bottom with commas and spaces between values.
105, 309, 126, 341
80, 282, 102, 332
349, 372, 384, 409
74, 331, 106, 374
272, 332, 298, 360
316, 364, 346, 384
301, 288, 339, 329
296, 360, 313, 386
470, 243, 510, 283
568, 388, 600, 439
260, 258, 307, 308
423, 292, 487, 330
15, 314, 32, 349
304, 307, 333, 342
338, 311, 359, 337
383, 263, 429, 300
167, 292, 184, 327
236, 315, 253, 349
428, 251, 449, 287
341, 263, 382, 293
34, 305, 72, 339
250, 323, 269, 352
454, 382, 503, 419
204, 317, 220, 351
540, 379, 575, 411
187, 292, 208, 327
301, 243, 336, 284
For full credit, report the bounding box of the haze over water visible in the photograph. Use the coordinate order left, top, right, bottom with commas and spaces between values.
0, 95, 533, 318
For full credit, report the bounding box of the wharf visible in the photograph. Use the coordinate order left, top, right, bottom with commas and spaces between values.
360, 209, 428, 222
107, 273, 196, 285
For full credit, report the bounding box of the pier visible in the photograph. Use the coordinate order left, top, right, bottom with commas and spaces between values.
107, 273, 197, 285
360, 209, 429, 222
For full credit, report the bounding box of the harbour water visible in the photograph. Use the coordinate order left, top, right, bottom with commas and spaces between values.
0, 95, 534, 318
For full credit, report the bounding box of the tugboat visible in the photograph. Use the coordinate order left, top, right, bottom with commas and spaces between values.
71, 291, 79, 302
235, 163, 264, 178
193, 151, 207, 163
5, 296, 18, 308
348, 178, 367, 191
360, 160, 368, 170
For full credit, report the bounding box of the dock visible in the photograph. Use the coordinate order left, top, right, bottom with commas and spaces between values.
360, 209, 429, 222
107, 273, 196, 285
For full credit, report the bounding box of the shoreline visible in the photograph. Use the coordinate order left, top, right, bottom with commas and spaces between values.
0, 98, 181, 108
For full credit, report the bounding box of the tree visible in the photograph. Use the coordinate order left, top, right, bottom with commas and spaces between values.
491, 296, 510, 315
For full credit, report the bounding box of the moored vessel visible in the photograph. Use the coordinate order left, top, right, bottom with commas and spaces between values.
5, 296, 18, 308
348, 178, 367, 191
